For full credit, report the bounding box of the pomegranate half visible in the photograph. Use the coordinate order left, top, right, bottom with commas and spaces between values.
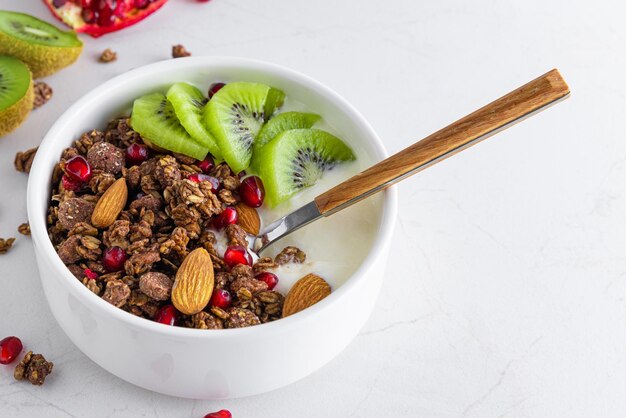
43, 0, 168, 38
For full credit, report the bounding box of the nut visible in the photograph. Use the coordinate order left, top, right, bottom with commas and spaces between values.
171, 248, 214, 315
282, 274, 331, 317
235, 203, 260, 235
91, 178, 128, 228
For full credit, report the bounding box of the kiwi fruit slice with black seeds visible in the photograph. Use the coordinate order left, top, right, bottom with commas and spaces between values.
130, 93, 209, 161
204, 82, 285, 173
166, 82, 222, 160
258, 129, 355, 207
0, 55, 34, 137
251, 111, 321, 170
0, 11, 83, 78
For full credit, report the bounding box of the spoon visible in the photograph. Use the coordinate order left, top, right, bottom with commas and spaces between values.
251, 69, 570, 255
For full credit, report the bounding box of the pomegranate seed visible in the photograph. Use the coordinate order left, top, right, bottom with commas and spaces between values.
198, 156, 215, 174
65, 155, 92, 183
134, 0, 150, 8
204, 410, 231, 418
224, 245, 252, 268
197, 0, 212, 3
62, 174, 83, 192
81, 8, 97, 23
81, 0, 92, 7
210, 289, 232, 309
84, 268, 99, 280
53, 0, 69, 7
188, 173, 220, 193
125, 143, 149, 166
212, 207, 238, 229
154, 305, 177, 326
0, 336, 23, 365
97, 10, 116, 26
208, 83, 225, 99
255, 272, 278, 290
239, 176, 265, 208
102, 246, 127, 272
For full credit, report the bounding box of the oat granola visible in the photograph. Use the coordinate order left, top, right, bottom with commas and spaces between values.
33, 82, 53, 109
14, 351, 53, 386
46, 119, 311, 329
172, 44, 191, 58
99, 48, 118, 63
0, 238, 15, 254
14, 147, 38, 174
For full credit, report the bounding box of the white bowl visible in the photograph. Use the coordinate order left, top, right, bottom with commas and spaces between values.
27, 57, 398, 399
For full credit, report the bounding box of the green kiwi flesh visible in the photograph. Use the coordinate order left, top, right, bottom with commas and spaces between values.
204, 82, 285, 173
130, 93, 208, 161
259, 128, 355, 207
0, 11, 82, 78
0, 55, 33, 137
166, 82, 222, 160
251, 111, 321, 170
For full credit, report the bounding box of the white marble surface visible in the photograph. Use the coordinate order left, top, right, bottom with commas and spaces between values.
1, 0, 625, 416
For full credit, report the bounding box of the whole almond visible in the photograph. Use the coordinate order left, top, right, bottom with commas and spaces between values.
91, 178, 128, 228
236, 203, 260, 235
171, 248, 214, 315
282, 273, 331, 317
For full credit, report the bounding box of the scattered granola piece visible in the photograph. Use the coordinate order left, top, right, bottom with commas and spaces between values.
18, 223, 30, 236
14, 147, 38, 174
33, 82, 53, 109
172, 44, 191, 58
0, 238, 16, 254
275, 246, 306, 265
14, 351, 53, 386
99, 48, 117, 63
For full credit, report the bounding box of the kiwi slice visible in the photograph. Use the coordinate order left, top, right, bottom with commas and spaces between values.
204, 82, 285, 173
259, 129, 355, 207
0, 55, 34, 137
0, 11, 83, 78
251, 111, 321, 170
166, 82, 222, 160
130, 93, 209, 161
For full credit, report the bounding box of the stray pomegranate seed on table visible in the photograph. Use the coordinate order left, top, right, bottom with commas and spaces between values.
204, 410, 232, 418
0, 336, 23, 364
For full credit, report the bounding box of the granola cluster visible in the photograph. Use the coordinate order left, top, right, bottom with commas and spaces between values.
47, 118, 306, 329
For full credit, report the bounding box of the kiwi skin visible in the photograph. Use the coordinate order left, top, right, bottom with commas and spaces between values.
0, 30, 82, 79
0, 77, 33, 137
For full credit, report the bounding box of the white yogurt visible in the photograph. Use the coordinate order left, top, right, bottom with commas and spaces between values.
248, 98, 384, 293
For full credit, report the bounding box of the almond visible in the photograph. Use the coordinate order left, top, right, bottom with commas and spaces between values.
91, 178, 128, 228
171, 248, 214, 315
236, 203, 260, 235
282, 274, 331, 317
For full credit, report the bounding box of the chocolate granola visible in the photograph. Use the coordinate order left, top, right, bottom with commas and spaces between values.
46, 118, 309, 329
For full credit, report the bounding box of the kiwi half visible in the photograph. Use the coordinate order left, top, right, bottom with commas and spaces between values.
251, 111, 320, 170
0, 11, 83, 78
130, 93, 209, 161
204, 82, 285, 173
258, 129, 355, 207
0, 55, 34, 137
166, 82, 222, 160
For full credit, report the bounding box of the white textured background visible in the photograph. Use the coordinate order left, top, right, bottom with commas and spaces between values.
1, 1, 625, 417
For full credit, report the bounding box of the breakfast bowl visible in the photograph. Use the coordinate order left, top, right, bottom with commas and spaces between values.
27, 56, 398, 399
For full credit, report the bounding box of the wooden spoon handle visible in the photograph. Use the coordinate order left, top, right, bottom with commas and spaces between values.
314, 69, 570, 215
